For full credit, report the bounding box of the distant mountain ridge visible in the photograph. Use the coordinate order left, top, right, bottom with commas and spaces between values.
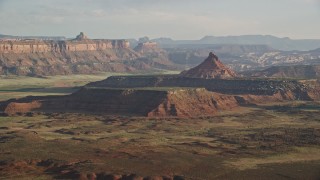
151, 35, 320, 51
3, 33, 320, 51
0, 34, 66, 41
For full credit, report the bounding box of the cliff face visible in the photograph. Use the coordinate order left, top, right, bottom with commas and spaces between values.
0, 39, 130, 54
0, 88, 240, 117
87, 75, 320, 101
2, 79, 318, 116
0, 33, 184, 76
1, 76, 319, 117
148, 88, 239, 117
0, 33, 140, 76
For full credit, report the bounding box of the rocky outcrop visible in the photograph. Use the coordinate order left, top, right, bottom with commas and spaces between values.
87, 75, 320, 101
1, 75, 319, 116
132, 41, 180, 71
2, 78, 319, 116
0, 33, 130, 54
148, 88, 239, 117
74, 32, 88, 41
0, 33, 184, 76
0, 49, 140, 76
165, 45, 320, 72
0, 33, 144, 76
134, 42, 158, 53
180, 52, 237, 79
246, 65, 320, 79
0, 88, 240, 117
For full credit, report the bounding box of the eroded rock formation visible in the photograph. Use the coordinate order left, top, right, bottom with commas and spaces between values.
0, 33, 183, 76
134, 42, 158, 53
0, 33, 141, 76
132, 41, 178, 70
1, 75, 319, 117
0, 32, 130, 54
180, 52, 237, 79
86, 75, 320, 104
88, 75, 317, 96
0, 88, 240, 117
74, 32, 88, 41
247, 65, 320, 79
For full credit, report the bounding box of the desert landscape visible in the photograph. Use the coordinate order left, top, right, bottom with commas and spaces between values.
1, 0, 320, 179
0, 50, 320, 179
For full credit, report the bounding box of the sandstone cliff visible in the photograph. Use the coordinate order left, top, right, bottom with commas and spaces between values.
0, 33, 130, 54
0, 33, 183, 76
0, 33, 141, 76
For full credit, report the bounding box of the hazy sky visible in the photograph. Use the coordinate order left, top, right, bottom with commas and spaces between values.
0, 0, 319, 39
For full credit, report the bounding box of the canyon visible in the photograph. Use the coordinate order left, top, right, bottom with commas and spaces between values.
0, 33, 176, 76
1, 51, 320, 180
1, 33, 320, 77
1, 53, 319, 117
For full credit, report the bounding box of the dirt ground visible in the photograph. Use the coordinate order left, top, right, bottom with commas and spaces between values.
0, 101, 319, 179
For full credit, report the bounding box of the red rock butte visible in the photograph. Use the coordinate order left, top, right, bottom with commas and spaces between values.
180, 52, 237, 79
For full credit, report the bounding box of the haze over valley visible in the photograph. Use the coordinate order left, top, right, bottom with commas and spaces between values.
0, 0, 320, 179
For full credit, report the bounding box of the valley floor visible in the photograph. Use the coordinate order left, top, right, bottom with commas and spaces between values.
0, 102, 319, 179
0, 75, 319, 179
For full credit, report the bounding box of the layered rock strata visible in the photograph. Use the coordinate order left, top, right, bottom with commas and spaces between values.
0, 88, 239, 117
88, 75, 318, 98
0, 33, 130, 54
0, 33, 139, 76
